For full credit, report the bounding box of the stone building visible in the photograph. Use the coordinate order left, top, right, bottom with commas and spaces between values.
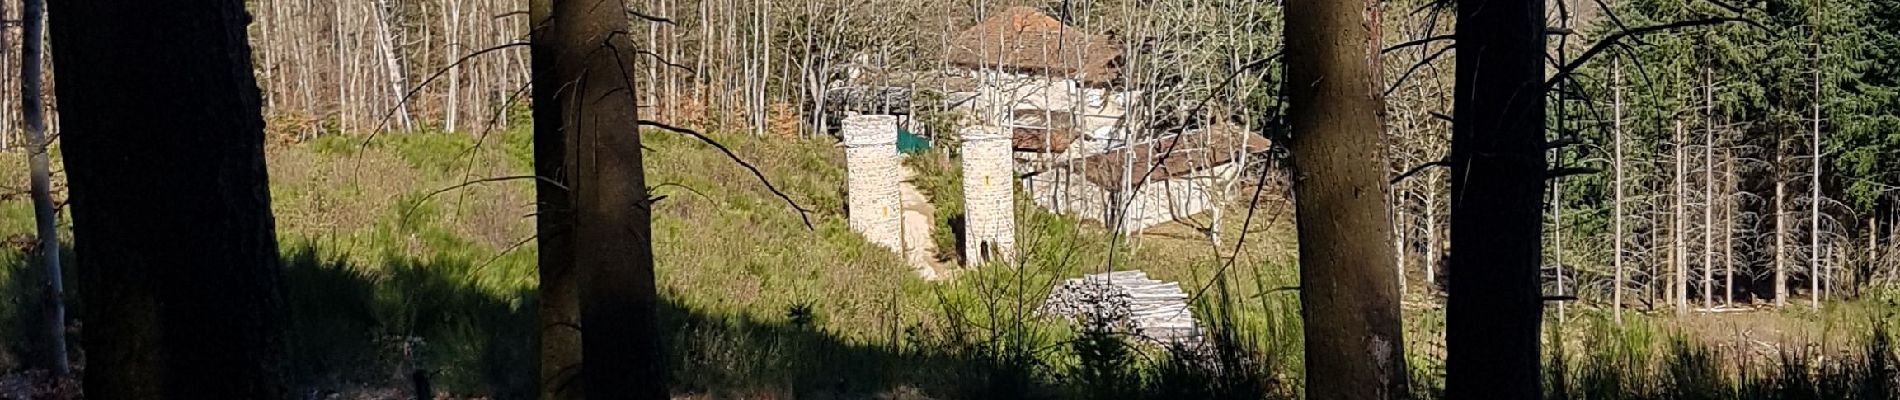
1022, 126, 1272, 232
843, 115, 903, 251
944, 6, 1135, 137
960, 125, 1016, 264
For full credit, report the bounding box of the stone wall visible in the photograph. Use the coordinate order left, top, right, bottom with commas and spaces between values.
1023, 161, 1239, 233
954, 69, 1134, 134
960, 125, 1017, 264
843, 115, 903, 252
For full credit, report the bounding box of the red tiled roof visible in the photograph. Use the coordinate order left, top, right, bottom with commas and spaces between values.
1078, 126, 1272, 189
945, 6, 1122, 84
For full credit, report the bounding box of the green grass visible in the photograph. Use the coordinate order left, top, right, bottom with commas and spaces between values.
4, 128, 1899, 398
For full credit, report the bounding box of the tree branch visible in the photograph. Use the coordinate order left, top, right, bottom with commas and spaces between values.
1384, 44, 1456, 97
403, 175, 570, 221
1392, 159, 1452, 185
627, 10, 675, 25
359, 41, 530, 148
1546, 17, 1751, 89
1546, 136, 1584, 150
637, 120, 816, 230
1546, 166, 1602, 179
1382, 35, 1453, 54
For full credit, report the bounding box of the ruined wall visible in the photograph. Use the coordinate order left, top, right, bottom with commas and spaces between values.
844, 115, 903, 252
960, 125, 1017, 264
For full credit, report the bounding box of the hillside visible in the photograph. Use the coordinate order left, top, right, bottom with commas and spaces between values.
0, 127, 1306, 397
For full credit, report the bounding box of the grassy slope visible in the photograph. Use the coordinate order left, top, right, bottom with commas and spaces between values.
2, 127, 1898, 398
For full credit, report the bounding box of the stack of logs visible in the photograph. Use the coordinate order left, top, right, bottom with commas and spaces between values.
1039, 270, 1202, 346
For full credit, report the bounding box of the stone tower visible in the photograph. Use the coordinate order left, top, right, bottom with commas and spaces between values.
843, 115, 903, 252
960, 125, 1016, 264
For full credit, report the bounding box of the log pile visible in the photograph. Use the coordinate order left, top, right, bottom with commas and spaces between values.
1039, 270, 1202, 345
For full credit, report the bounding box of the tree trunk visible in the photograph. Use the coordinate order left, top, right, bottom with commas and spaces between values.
530, 0, 582, 397
445, 0, 463, 133
548, 0, 667, 398
1675, 121, 1687, 314
372, 0, 413, 130
1397, 189, 1409, 293
1425, 182, 1439, 286
1725, 150, 1735, 307
1777, 180, 1788, 307
47, 0, 289, 396
1611, 58, 1626, 323
1811, 66, 1823, 310
1445, 0, 1547, 397
20, 0, 67, 375
1702, 71, 1715, 310
1285, 0, 1408, 397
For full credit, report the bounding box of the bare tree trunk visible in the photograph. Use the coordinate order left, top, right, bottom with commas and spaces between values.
21, 0, 67, 374
1445, 0, 1547, 396
1553, 164, 1564, 322
1611, 58, 1626, 323
1675, 120, 1687, 315
446, 0, 463, 133
1425, 181, 1439, 286
1811, 66, 1823, 310
48, 0, 288, 394
1725, 150, 1735, 307
548, 0, 666, 397
1777, 180, 1788, 307
1286, 0, 1408, 397
1397, 189, 1409, 293
1702, 71, 1715, 310
372, 0, 413, 130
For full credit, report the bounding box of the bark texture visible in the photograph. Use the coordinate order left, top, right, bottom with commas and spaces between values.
1286, 0, 1408, 398
1444, 0, 1547, 398
46, 0, 288, 397
548, 0, 667, 398
530, 0, 583, 398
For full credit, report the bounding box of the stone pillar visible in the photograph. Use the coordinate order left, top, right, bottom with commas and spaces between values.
843, 115, 903, 252
961, 125, 1016, 265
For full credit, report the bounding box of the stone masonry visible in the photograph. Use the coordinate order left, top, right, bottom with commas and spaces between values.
843, 115, 904, 252
960, 125, 1016, 264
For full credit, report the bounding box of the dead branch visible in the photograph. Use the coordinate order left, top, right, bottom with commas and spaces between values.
1392, 159, 1452, 185
1547, 166, 1602, 179
1383, 35, 1453, 54
1384, 44, 1455, 97
637, 119, 816, 230
1546, 17, 1753, 89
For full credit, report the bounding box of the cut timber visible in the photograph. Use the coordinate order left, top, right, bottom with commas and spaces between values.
1038, 270, 1202, 346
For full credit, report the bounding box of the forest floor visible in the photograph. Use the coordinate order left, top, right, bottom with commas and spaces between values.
0, 130, 1895, 398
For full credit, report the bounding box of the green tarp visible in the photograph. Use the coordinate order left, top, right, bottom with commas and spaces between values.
897, 128, 931, 154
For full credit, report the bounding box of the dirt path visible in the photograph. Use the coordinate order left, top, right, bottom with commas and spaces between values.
897, 159, 948, 280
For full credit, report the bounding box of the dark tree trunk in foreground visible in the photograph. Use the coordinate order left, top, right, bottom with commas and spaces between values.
547, 0, 666, 398
1445, 0, 1547, 398
47, 0, 288, 397
530, 0, 583, 398
1285, 0, 1408, 398
20, 0, 69, 375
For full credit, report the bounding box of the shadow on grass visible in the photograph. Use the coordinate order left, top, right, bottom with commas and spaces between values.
281, 242, 1068, 399
5, 240, 1287, 399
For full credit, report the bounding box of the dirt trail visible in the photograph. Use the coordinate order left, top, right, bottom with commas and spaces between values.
897, 159, 948, 280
